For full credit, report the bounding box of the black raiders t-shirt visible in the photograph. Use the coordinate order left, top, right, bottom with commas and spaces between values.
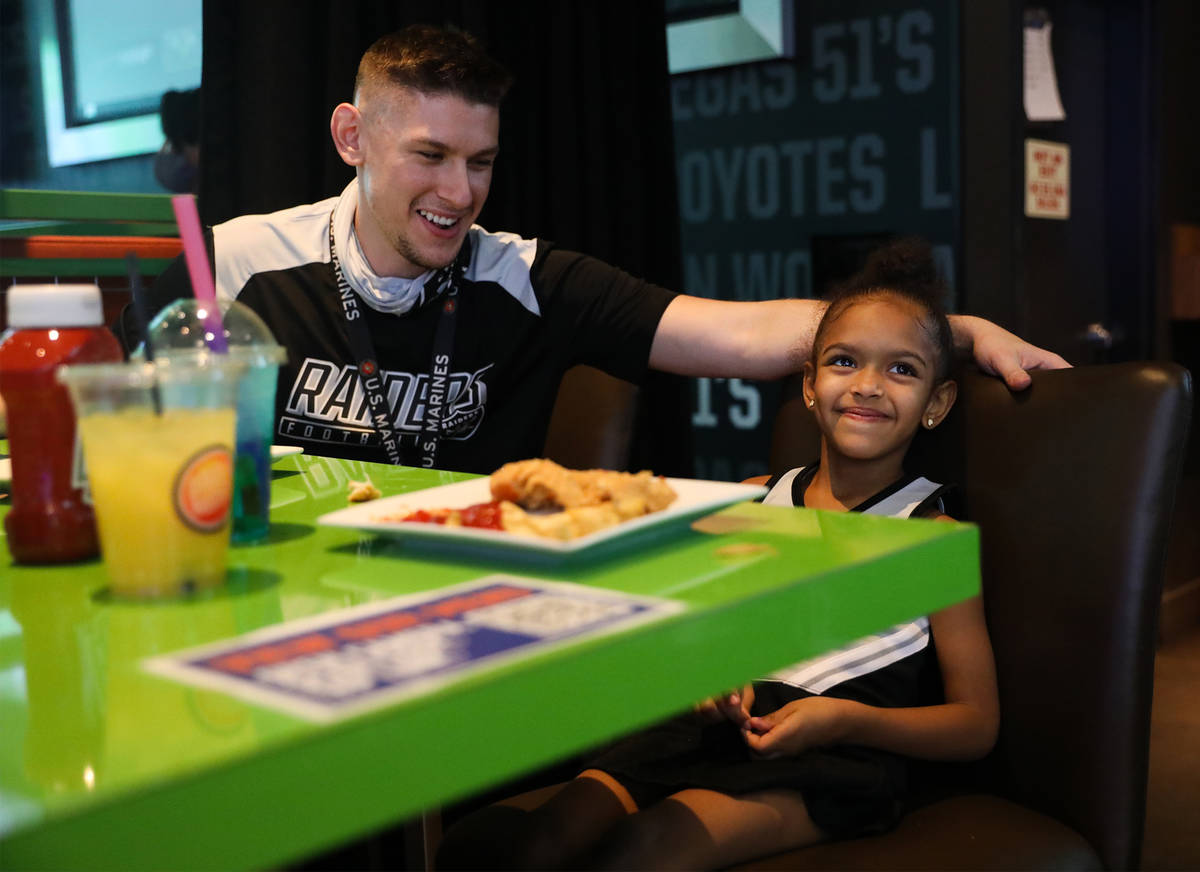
130, 201, 675, 474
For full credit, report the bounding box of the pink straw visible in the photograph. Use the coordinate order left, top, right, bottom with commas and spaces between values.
171, 194, 228, 353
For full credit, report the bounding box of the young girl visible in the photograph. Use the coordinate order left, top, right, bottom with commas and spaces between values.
435, 239, 999, 871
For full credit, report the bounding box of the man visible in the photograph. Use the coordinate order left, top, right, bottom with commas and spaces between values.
126, 25, 1067, 475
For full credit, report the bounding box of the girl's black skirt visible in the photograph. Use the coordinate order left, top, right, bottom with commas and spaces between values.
585, 680, 909, 839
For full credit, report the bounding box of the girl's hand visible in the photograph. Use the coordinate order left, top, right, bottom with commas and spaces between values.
742, 696, 852, 758
695, 684, 755, 727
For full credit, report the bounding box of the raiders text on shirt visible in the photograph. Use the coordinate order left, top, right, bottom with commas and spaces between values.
280, 356, 491, 449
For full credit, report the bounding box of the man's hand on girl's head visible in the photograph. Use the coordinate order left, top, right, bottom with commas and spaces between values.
950, 314, 1071, 390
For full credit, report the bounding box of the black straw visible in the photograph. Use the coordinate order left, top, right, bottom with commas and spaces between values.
126, 252, 163, 415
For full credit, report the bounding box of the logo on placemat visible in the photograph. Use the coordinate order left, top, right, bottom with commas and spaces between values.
174, 445, 233, 533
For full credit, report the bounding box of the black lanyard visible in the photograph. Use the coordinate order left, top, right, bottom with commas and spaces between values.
328, 214, 470, 468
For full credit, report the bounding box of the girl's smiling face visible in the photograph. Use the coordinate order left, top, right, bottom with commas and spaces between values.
803, 296, 956, 468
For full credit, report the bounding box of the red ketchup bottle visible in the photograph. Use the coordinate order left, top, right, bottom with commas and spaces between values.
0, 284, 123, 563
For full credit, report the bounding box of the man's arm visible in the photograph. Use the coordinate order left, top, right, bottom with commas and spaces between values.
649, 295, 1070, 389
648, 296, 824, 379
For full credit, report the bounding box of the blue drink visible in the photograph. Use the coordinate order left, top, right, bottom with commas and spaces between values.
142, 298, 287, 545
231, 360, 279, 543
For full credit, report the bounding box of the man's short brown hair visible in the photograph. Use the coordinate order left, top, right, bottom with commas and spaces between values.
356, 24, 513, 107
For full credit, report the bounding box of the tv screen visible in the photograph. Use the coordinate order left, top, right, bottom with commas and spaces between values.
56, 0, 201, 127
38, 0, 201, 166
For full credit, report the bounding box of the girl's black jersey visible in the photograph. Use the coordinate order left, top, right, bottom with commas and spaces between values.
587, 465, 959, 839
758, 465, 954, 709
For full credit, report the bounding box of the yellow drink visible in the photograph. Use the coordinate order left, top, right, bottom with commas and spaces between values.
79, 407, 236, 597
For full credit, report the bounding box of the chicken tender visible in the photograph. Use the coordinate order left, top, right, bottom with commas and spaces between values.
490, 459, 677, 540
491, 458, 597, 509
500, 500, 626, 540
490, 459, 675, 512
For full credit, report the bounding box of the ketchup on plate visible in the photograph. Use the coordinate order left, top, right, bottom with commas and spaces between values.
403, 500, 504, 530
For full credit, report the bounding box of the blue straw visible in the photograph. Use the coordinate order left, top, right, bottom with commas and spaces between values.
126, 252, 163, 415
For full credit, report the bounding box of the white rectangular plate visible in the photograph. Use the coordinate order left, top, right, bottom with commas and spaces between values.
317, 476, 766, 557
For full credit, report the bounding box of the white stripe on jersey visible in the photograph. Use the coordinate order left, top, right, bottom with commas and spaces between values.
866, 482, 942, 518
760, 470, 942, 694
466, 226, 540, 317
768, 618, 931, 693
760, 467, 803, 506
213, 196, 337, 312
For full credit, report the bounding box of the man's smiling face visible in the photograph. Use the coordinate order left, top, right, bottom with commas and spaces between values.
353, 87, 499, 278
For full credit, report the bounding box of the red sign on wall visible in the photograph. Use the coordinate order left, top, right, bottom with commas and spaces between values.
1025, 139, 1070, 219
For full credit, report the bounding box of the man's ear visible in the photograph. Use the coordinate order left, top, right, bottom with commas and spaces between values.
330, 103, 365, 167
923, 379, 958, 428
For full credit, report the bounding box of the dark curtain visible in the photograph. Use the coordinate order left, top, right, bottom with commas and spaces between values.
199, 0, 690, 476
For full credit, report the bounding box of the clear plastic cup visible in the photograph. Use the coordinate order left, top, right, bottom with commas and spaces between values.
141, 300, 287, 544
58, 357, 244, 598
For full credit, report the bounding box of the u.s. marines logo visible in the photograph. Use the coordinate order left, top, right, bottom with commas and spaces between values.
278, 357, 490, 448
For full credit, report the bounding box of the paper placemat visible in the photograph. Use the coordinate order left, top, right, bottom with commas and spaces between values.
144, 575, 684, 722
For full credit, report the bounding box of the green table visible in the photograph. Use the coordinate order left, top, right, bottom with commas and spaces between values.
0, 455, 979, 871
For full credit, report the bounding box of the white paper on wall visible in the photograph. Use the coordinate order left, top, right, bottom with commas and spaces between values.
1023, 21, 1066, 121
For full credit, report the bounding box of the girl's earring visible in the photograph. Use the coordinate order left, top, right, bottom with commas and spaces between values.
927, 417, 935, 428
808, 398, 815, 408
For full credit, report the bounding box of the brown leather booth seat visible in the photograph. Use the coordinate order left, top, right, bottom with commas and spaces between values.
737, 362, 1193, 871
543, 365, 639, 471
739, 795, 1099, 871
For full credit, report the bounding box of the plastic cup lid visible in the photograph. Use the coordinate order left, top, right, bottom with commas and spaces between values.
140, 298, 286, 366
